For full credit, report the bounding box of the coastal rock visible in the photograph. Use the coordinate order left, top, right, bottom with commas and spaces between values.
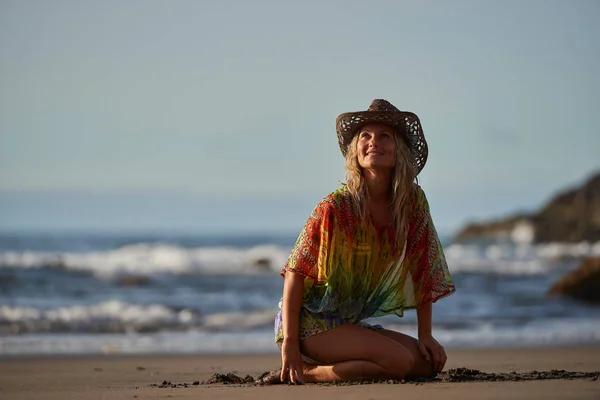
453, 215, 533, 243
251, 257, 271, 270
453, 172, 600, 244
116, 276, 151, 287
548, 257, 600, 304
534, 174, 600, 243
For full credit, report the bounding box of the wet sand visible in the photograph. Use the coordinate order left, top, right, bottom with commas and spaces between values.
1, 346, 599, 399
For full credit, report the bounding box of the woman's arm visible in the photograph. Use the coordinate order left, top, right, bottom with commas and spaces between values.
282, 271, 305, 343
416, 300, 447, 374
280, 270, 306, 383
416, 300, 432, 338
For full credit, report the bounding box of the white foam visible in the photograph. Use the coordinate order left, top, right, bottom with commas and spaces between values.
382, 317, 600, 348
0, 301, 199, 334
0, 302, 278, 335
202, 309, 278, 331
2, 240, 600, 277
510, 221, 535, 244
2, 317, 600, 355
0, 331, 279, 355
445, 241, 600, 275
0, 243, 290, 277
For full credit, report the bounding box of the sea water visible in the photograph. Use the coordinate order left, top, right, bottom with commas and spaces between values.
1, 232, 599, 355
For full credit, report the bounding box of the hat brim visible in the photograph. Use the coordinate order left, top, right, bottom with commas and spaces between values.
336, 110, 428, 175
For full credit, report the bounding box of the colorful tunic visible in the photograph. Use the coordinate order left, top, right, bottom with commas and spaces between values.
274, 184, 455, 345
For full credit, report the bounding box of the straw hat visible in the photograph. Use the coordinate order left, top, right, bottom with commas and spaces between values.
336, 99, 428, 175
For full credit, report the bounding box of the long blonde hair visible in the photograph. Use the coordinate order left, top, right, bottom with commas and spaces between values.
344, 131, 417, 241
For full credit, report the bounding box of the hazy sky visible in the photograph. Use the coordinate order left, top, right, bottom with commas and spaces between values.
1, 0, 599, 234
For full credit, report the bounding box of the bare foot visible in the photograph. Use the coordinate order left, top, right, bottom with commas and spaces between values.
256, 370, 283, 385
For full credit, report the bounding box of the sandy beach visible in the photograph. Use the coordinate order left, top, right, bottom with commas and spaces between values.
1, 346, 599, 400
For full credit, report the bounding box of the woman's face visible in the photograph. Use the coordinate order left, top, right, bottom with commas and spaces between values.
356, 122, 396, 170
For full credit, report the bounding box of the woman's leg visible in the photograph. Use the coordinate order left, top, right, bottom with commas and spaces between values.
375, 329, 438, 378
299, 324, 415, 382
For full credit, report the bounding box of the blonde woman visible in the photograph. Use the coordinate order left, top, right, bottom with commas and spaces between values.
265, 99, 455, 384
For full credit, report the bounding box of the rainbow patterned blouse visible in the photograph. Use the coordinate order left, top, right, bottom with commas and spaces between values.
281, 184, 455, 322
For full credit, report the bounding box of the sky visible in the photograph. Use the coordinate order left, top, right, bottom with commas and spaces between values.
1, 0, 599, 235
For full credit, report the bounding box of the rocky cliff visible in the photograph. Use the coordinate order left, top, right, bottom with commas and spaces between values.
454, 172, 600, 243
548, 257, 600, 304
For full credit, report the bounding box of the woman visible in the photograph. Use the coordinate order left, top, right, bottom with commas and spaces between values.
267, 99, 455, 384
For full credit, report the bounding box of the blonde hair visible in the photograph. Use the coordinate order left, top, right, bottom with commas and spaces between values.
344, 130, 417, 241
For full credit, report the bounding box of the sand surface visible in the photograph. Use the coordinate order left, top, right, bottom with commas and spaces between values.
1, 346, 599, 399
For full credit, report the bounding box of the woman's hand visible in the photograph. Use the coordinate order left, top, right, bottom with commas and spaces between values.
417, 334, 447, 375
280, 339, 305, 384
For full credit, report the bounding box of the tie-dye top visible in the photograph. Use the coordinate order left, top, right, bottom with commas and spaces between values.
281, 184, 455, 322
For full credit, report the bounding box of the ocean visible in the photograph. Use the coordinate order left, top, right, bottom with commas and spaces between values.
1, 232, 600, 355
